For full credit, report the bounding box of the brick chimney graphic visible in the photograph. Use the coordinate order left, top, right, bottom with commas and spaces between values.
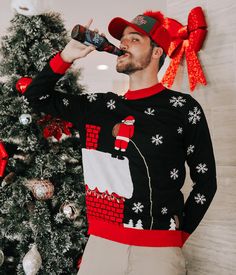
84, 124, 129, 226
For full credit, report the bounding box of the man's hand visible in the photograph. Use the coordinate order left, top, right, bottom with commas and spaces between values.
61, 19, 96, 63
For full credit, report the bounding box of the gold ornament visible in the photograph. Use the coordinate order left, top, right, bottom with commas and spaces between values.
22, 244, 42, 275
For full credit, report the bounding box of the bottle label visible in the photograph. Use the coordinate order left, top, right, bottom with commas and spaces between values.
85, 30, 105, 48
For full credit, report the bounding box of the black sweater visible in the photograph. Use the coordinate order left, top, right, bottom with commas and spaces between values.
24, 53, 217, 247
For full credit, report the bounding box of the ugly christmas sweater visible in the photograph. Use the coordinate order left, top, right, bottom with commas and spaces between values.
24, 53, 217, 247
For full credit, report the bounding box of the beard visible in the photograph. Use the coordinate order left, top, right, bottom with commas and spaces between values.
116, 48, 153, 75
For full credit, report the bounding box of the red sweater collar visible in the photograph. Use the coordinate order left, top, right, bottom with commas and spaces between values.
124, 83, 165, 100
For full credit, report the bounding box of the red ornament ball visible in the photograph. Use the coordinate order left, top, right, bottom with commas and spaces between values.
32, 179, 54, 200
16, 77, 33, 94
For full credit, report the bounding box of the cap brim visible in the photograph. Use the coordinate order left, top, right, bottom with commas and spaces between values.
108, 17, 148, 40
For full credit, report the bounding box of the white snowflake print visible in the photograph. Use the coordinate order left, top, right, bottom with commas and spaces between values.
196, 163, 208, 174
161, 207, 168, 215
187, 145, 195, 155
107, 99, 116, 110
177, 127, 183, 134
169, 96, 186, 107
188, 106, 201, 124
151, 134, 163, 146
194, 193, 206, 205
170, 168, 179, 180
63, 98, 69, 106
132, 202, 144, 213
39, 94, 50, 100
144, 108, 155, 116
87, 93, 98, 102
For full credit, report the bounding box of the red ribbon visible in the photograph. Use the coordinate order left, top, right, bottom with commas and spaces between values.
0, 141, 8, 177
162, 7, 207, 91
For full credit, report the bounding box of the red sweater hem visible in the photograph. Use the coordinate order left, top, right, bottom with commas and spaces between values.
88, 219, 188, 247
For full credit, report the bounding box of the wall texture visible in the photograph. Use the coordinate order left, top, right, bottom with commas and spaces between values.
166, 1, 236, 274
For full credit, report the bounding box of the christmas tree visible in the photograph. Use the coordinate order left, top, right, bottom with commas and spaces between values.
0, 3, 87, 275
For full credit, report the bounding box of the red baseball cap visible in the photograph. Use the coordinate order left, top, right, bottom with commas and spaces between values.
108, 11, 171, 54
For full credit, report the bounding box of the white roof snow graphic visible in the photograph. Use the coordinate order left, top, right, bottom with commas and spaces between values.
82, 149, 133, 199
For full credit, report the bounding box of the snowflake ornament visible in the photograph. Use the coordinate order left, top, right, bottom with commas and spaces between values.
132, 202, 144, 213
170, 96, 186, 107
194, 193, 206, 205
177, 127, 183, 134
161, 207, 168, 215
188, 107, 201, 124
151, 134, 163, 146
107, 99, 116, 110
144, 108, 155, 116
187, 145, 195, 155
87, 93, 98, 102
170, 168, 179, 180
196, 163, 208, 174
62, 98, 69, 106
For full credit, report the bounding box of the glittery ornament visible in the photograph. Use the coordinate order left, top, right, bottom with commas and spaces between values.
15, 77, 32, 94
0, 249, 4, 266
61, 202, 81, 220
22, 244, 42, 275
27, 179, 54, 200
19, 114, 32, 125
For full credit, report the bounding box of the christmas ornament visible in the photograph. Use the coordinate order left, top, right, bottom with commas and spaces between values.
162, 6, 207, 91
61, 202, 81, 220
15, 77, 32, 94
0, 249, 4, 267
11, 0, 52, 16
19, 114, 32, 125
26, 179, 54, 200
22, 244, 42, 275
0, 141, 8, 177
37, 114, 73, 141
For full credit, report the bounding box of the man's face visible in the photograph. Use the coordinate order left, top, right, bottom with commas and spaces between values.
116, 26, 153, 75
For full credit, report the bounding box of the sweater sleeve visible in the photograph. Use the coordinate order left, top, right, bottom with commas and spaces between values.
24, 52, 103, 127
182, 95, 217, 244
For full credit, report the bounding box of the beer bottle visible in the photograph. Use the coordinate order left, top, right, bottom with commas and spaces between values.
71, 24, 124, 56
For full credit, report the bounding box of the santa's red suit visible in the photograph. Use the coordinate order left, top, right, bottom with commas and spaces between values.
114, 116, 135, 152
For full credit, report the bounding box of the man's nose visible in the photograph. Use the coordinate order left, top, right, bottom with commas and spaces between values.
120, 40, 128, 51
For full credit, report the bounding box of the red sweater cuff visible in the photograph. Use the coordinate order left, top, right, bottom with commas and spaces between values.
49, 52, 72, 74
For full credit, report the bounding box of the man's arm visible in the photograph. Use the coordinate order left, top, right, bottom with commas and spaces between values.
182, 95, 217, 244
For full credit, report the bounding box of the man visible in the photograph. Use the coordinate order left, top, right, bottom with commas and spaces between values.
24, 10, 217, 275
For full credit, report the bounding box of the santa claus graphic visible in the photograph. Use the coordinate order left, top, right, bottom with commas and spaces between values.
113, 116, 135, 152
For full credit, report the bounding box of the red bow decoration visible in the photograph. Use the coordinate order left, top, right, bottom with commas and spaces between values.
0, 141, 8, 177
37, 115, 73, 141
162, 7, 207, 91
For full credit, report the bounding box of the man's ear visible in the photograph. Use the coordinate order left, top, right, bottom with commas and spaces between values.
152, 47, 163, 59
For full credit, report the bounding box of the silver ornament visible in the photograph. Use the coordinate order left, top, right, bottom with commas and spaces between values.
19, 114, 32, 125
23, 244, 42, 275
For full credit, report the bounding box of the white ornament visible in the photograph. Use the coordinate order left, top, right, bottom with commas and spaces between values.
19, 114, 32, 125
11, 0, 52, 16
23, 244, 42, 275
